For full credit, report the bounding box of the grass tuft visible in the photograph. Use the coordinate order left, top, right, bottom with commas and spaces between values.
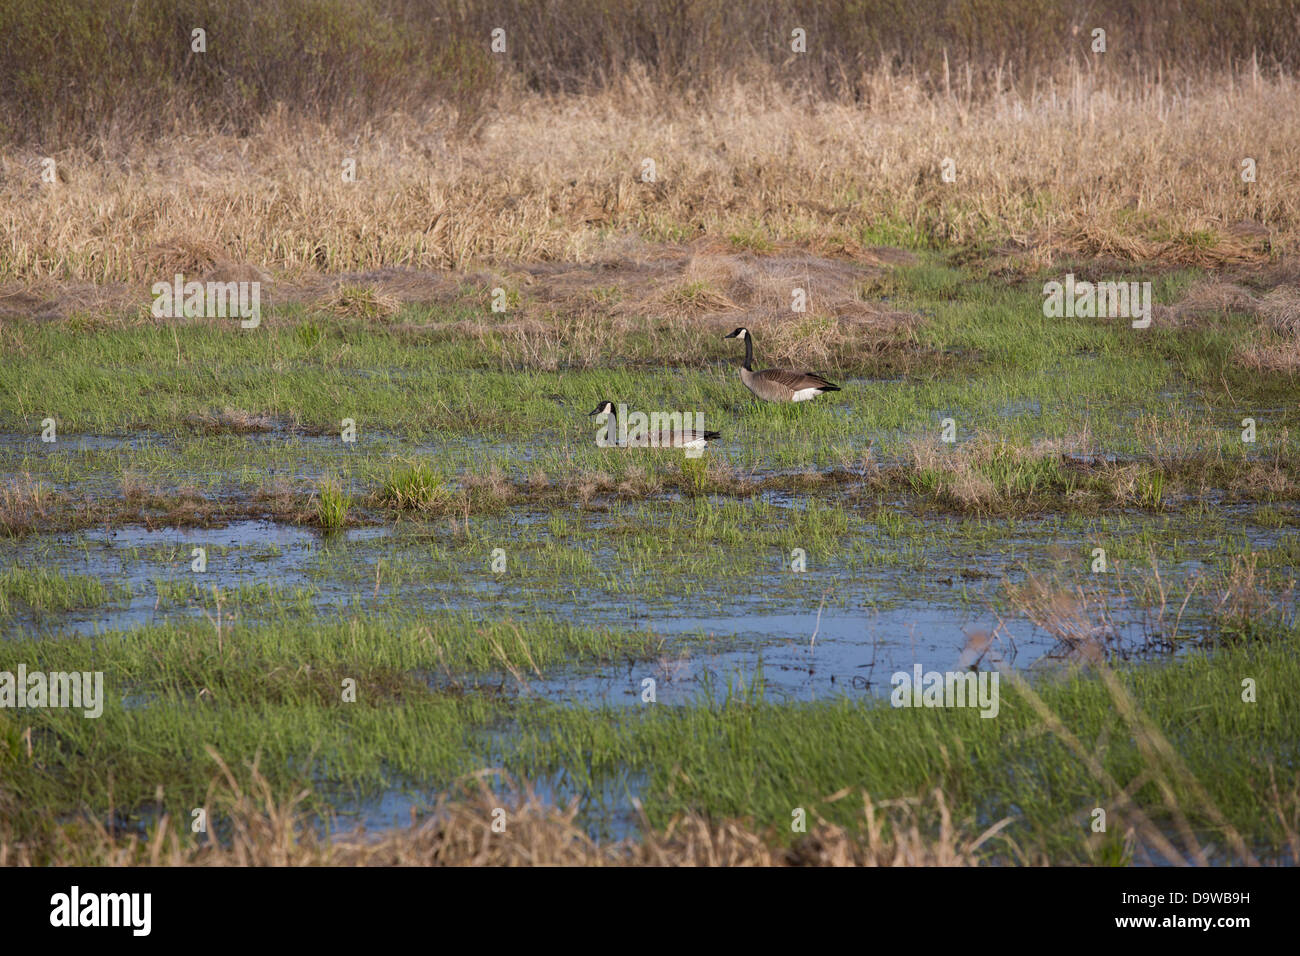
380, 461, 451, 510
314, 479, 351, 530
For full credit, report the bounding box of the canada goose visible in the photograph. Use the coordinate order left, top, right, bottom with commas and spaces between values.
588, 400, 721, 449
723, 327, 840, 402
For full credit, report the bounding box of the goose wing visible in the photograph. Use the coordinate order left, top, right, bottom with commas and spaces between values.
754, 368, 839, 391
672, 428, 721, 444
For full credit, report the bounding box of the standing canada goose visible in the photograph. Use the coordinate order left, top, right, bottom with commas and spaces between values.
588, 400, 721, 449
723, 327, 840, 402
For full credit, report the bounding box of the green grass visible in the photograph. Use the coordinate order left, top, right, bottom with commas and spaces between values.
1138, 467, 1166, 510
379, 460, 450, 509
0, 567, 123, 617
677, 456, 708, 495
2, 251, 1298, 860
727, 225, 774, 253
3, 265, 1295, 462
313, 479, 350, 530
1, 614, 1296, 862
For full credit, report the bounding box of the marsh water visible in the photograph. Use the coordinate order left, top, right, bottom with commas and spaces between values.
3, 426, 1296, 841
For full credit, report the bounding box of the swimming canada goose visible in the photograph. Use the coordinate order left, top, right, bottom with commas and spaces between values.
588, 400, 721, 449
723, 327, 841, 402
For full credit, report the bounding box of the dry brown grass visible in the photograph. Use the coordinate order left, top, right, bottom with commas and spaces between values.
0, 756, 995, 867
321, 283, 402, 321
136, 237, 271, 287
1238, 284, 1300, 373
0, 278, 137, 323
1004, 549, 1297, 667
666, 247, 922, 364
0, 480, 320, 537
1160, 278, 1262, 326
909, 437, 1000, 508
1259, 287, 1300, 335
1212, 552, 1295, 634
461, 466, 515, 503
1153, 277, 1300, 373
455, 241, 924, 371
1235, 340, 1300, 374
1003, 574, 1117, 662
192, 407, 277, 434
905, 432, 1095, 510
0, 473, 50, 534
3, 70, 1297, 291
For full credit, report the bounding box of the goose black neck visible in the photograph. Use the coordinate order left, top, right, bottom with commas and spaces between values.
741, 335, 753, 371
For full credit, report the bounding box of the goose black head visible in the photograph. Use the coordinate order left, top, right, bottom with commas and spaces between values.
723, 327, 749, 340
588, 400, 615, 417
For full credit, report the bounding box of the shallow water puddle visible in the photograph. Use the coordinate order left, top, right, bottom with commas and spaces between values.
324, 766, 648, 843
476, 603, 1146, 707
1, 520, 379, 635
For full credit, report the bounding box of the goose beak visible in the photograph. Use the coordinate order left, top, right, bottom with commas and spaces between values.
723, 331, 737, 339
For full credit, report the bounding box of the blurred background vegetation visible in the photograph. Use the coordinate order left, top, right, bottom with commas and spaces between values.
2, 0, 1299, 147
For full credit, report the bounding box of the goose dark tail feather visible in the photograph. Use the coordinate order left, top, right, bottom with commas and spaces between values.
704, 430, 722, 440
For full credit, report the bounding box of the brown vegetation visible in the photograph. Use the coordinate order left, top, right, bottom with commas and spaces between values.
3, 67, 1297, 290
0, 757, 996, 866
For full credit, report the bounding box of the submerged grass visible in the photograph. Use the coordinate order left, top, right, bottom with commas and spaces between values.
0, 567, 120, 618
